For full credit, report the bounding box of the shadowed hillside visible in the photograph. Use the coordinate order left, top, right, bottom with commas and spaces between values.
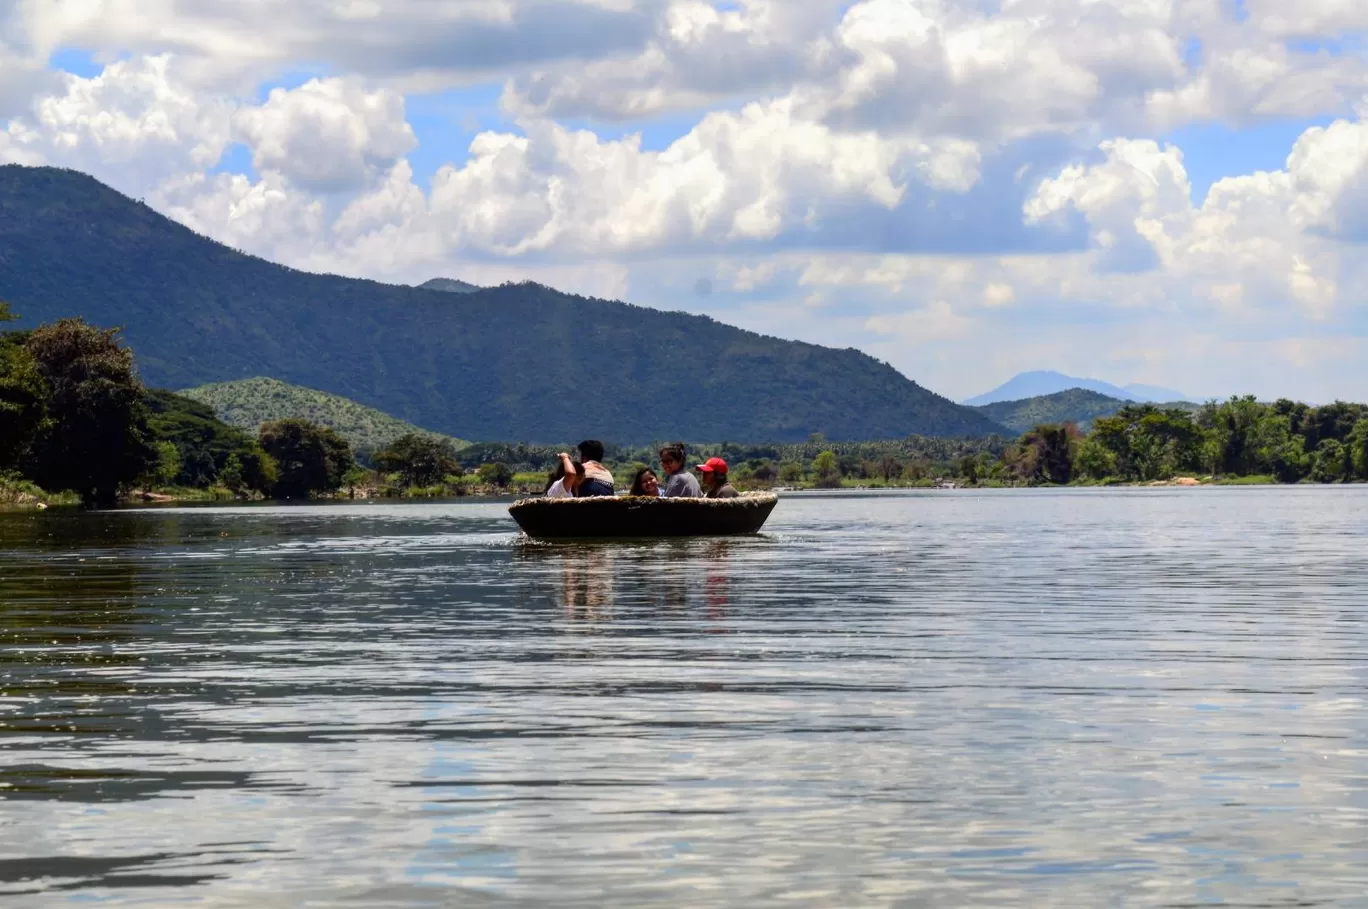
0, 165, 1005, 443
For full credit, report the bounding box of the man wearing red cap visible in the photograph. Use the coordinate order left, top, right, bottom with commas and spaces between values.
697, 457, 739, 498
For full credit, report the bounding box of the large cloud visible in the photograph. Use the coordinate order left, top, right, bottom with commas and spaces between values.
0, 55, 232, 188
232, 78, 416, 191
329, 102, 982, 264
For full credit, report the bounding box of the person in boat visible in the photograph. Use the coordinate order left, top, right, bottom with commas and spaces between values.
659, 443, 701, 498
698, 457, 739, 498
628, 467, 662, 497
573, 439, 616, 497
546, 459, 585, 498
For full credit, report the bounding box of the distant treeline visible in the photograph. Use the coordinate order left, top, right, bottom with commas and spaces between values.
5, 304, 1367, 507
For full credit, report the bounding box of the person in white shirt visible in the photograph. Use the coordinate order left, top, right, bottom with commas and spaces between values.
546, 459, 584, 498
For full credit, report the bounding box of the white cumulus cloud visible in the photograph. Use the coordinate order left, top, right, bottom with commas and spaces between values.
232, 78, 417, 191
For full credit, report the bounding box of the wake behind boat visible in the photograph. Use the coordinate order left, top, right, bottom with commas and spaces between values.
509, 492, 778, 540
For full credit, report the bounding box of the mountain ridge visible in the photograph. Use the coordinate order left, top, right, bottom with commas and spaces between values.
964, 370, 1192, 406
0, 164, 1005, 443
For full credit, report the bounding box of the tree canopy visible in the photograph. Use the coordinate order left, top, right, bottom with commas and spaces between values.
373, 433, 460, 487
20, 318, 157, 507
259, 419, 355, 499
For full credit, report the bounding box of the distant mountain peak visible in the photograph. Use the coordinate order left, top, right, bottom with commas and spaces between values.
963, 370, 1192, 406
417, 277, 481, 294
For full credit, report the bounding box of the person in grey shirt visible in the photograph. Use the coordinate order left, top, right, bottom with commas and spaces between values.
659, 443, 701, 497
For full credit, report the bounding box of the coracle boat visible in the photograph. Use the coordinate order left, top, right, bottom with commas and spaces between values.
508, 493, 779, 540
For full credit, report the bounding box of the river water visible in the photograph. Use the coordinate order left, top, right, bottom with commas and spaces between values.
2, 488, 1367, 907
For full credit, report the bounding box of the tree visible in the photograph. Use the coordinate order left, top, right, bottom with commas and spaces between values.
1249, 414, 1308, 483
150, 441, 181, 486
751, 460, 778, 482
1200, 396, 1264, 476
1349, 420, 1368, 480
1074, 435, 1118, 481
373, 434, 459, 487
0, 330, 47, 471
812, 450, 841, 488
1014, 423, 1079, 484
1092, 405, 1204, 481
1311, 439, 1349, 483
218, 453, 245, 492
21, 319, 157, 507
259, 419, 354, 499
902, 459, 930, 482
778, 461, 804, 483
477, 462, 514, 487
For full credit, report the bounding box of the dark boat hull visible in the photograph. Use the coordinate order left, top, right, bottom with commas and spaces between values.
508, 493, 778, 539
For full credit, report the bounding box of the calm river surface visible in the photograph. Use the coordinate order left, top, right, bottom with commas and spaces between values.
3, 488, 1368, 907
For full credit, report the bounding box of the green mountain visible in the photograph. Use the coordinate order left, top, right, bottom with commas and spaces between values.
973, 387, 1202, 433
181, 377, 467, 462
0, 165, 1005, 443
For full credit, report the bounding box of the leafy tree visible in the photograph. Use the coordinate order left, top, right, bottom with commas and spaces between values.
1349, 420, 1368, 480
902, 459, 930, 482
1296, 401, 1366, 450
1013, 423, 1079, 484
150, 441, 181, 486
751, 459, 778, 482
259, 419, 354, 499
1310, 439, 1349, 483
21, 318, 157, 507
218, 453, 245, 492
1092, 405, 1203, 481
812, 450, 841, 488
0, 326, 47, 470
1248, 414, 1308, 483
1199, 396, 1264, 476
1074, 435, 1118, 481
374, 433, 460, 487
778, 461, 804, 483
957, 453, 985, 483
476, 462, 514, 487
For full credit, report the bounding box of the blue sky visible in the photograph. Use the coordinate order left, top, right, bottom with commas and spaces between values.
7, 0, 1368, 403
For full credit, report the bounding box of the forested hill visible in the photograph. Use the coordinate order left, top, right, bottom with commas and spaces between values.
973, 388, 1204, 434
973, 388, 1135, 434
0, 165, 1005, 443
181, 377, 469, 463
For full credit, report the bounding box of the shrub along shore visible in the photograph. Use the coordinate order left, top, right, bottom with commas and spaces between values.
3, 302, 1366, 509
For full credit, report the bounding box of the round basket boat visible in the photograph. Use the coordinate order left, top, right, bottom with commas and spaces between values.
508, 493, 779, 540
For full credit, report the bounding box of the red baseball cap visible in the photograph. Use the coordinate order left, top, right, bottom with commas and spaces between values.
697, 457, 728, 474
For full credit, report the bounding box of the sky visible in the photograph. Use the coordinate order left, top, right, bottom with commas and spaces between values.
3, 0, 1368, 404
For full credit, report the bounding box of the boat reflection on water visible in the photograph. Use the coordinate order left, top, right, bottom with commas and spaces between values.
559, 546, 617, 622
514, 538, 746, 628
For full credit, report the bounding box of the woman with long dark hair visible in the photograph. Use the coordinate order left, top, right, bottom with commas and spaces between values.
628, 467, 662, 497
